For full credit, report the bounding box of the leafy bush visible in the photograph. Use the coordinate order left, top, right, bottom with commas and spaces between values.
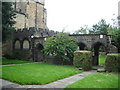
44, 32, 77, 64
73, 50, 92, 71
105, 53, 120, 72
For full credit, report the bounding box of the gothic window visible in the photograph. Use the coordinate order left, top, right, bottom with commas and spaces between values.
15, 40, 21, 49
23, 40, 29, 49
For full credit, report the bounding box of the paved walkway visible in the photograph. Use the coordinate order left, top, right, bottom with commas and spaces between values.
1, 70, 96, 89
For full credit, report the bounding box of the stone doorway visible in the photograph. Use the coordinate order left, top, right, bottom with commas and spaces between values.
92, 42, 106, 66
35, 43, 44, 62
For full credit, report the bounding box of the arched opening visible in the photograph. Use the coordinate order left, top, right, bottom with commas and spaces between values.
35, 43, 44, 62
14, 40, 21, 49
36, 43, 44, 50
92, 42, 106, 66
77, 42, 87, 50
23, 39, 30, 49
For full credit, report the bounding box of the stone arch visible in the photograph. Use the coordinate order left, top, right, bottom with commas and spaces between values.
92, 42, 107, 65
92, 42, 106, 52
77, 42, 88, 50
36, 43, 44, 50
23, 38, 30, 49
14, 39, 21, 49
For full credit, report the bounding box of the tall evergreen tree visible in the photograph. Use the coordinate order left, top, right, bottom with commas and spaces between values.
2, 2, 16, 42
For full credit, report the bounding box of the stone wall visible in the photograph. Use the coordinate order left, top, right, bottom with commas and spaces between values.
2, 40, 13, 55
108, 45, 118, 53
70, 34, 111, 51
11, 27, 57, 61
14, 13, 26, 29
13, 0, 48, 29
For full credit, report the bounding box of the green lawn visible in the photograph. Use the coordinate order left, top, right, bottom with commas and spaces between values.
0, 57, 32, 65
66, 73, 118, 89
0, 63, 81, 85
99, 55, 106, 65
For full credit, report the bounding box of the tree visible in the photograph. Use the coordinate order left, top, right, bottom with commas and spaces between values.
109, 28, 120, 53
74, 25, 90, 34
89, 19, 110, 34
2, 2, 16, 42
44, 33, 78, 64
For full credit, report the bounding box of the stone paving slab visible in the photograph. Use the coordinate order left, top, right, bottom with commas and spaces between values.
1, 79, 19, 89
1, 70, 96, 89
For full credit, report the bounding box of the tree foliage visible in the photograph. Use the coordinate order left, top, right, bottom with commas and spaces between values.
44, 33, 78, 62
89, 19, 110, 34
74, 25, 90, 34
2, 2, 16, 42
109, 28, 120, 53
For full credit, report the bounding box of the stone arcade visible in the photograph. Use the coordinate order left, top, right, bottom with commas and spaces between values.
12, 27, 117, 65
13, 27, 57, 62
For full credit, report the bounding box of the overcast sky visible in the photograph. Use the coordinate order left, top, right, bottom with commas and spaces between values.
45, 0, 119, 33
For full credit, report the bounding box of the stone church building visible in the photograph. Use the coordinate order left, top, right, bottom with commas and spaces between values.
13, 0, 48, 29
2, 0, 51, 60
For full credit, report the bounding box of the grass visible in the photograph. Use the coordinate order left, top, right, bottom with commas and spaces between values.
66, 73, 119, 88
99, 55, 106, 65
0, 63, 81, 85
0, 57, 32, 65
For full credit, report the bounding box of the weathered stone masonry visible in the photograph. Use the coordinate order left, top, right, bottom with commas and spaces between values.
13, 27, 57, 62
13, 0, 47, 29
70, 34, 117, 65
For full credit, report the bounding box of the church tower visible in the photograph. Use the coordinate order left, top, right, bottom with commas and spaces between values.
13, 0, 48, 29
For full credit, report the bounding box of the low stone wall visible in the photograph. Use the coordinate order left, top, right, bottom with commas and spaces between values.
45, 56, 73, 65
45, 56, 58, 63
12, 49, 32, 61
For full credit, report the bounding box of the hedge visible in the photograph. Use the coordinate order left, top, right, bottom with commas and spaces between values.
73, 50, 92, 71
105, 53, 120, 72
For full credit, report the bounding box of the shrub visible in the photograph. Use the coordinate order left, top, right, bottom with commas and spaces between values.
105, 53, 120, 72
44, 32, 77, 65
73, 50, 92, 71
